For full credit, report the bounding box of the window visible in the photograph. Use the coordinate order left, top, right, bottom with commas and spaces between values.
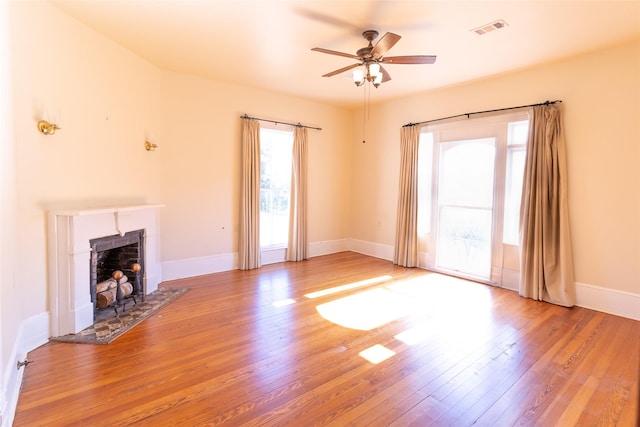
417, 112, 529, 282
260, 127, 293, 248
503, 120, 529, 245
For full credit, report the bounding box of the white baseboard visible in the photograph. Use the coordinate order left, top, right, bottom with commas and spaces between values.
161, 252, 237, 281
498, 275, 639, 320
309, 239, 350, 257
1, 340, 23, 427
2, 311, 49, 427
261, 247, 286, 265
21, 311, 50, 351
500, 269, 520, 291
161, 239, 352, 281
349, 238, 394, 261
575, 282, 640, 321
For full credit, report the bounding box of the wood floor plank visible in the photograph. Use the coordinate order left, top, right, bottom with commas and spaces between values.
13, 252, 639, 426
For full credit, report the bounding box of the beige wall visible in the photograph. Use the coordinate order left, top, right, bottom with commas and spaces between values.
351, 39, 640, 295
159, 72, 352, 262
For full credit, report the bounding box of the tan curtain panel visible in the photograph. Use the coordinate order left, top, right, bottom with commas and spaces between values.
287, 127, 308, 261
519, 104, 575, 306
239, 118, 261, 270
394, 125, 420, 267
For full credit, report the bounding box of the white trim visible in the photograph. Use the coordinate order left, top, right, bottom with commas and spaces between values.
500, 268, 520, 291
2, 311, 49, 427
1, 339, 22, 427
162, 252, 237, 281
349, 239, 394, 261
261, 247, 286, 265
20, 312, 49, 353
575, 282, 640, 321
309, 239, 350, 257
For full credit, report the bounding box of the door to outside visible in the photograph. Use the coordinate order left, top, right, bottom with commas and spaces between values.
435, 138, 496, 279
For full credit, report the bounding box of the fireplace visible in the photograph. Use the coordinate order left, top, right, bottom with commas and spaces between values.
48, 204, 163, 337
90, 229, 145, 315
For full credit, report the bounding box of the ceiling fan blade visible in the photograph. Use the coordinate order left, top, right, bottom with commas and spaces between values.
322, 63, 361, 78
381, 55, 437, 64
379, 65, 392, 83
370, 32, 401, 59
295, 7, 360, 32
311, 47, 360, 60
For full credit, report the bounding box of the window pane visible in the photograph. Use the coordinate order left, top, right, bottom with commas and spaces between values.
438, 138, 495, 208
436, 138, 495, 279
260, 128, 292, 248
436, 206, 493, 278
508, 120, 529, 146
418, 132, 434, 236
503, 147, 526, 244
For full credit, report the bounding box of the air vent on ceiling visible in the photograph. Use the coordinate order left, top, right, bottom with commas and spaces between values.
471, 19, 509, 35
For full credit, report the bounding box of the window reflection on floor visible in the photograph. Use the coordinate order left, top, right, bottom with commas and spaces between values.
312, 272, 494, 363
269, 270, 495, 364
359, 344, 396, 364
304, 275, 392, 299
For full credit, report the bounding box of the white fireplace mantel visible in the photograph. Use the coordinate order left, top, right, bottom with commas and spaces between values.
47, 204, 164, 337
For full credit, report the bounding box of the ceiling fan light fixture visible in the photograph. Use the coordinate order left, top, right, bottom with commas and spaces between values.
368, 62, 380, 79
373, 72, 383, 88
353, 68, 365, 86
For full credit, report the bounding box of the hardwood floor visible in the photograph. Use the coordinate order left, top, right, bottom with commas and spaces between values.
14, 252, 639, 426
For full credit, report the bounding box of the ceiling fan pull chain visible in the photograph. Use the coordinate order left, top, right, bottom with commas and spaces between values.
362, 85, 367, 143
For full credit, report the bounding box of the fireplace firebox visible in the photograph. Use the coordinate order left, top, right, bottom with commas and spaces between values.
90, 229, 145, 316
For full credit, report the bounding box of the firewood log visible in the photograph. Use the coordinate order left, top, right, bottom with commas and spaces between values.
96, 279, 117, 293
96, 282, 134, 309
96, 288, 116, 308
120, 282, 133, 297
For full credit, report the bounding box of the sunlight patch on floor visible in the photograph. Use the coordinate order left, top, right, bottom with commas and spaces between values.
394, 322, 431, 345
304, 275, 392, 299
316, 288, 415, 331
272, 298, 296, 307
315, 272, 494, 337
359, 344, 396, 364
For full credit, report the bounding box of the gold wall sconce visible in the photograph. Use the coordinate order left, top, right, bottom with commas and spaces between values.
37, 120, 60, 136
144, 141, 158, 151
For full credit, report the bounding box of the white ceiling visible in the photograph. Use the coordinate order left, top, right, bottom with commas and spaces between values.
50, 0, 640, 109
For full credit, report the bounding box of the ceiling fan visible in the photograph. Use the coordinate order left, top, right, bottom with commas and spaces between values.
312, 30, 437, 87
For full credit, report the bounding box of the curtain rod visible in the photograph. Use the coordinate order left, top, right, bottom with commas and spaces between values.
241, 114, 322, 131
403, 100, 562, 128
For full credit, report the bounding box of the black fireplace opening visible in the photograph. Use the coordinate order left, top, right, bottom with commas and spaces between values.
90, 229, 145, 316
